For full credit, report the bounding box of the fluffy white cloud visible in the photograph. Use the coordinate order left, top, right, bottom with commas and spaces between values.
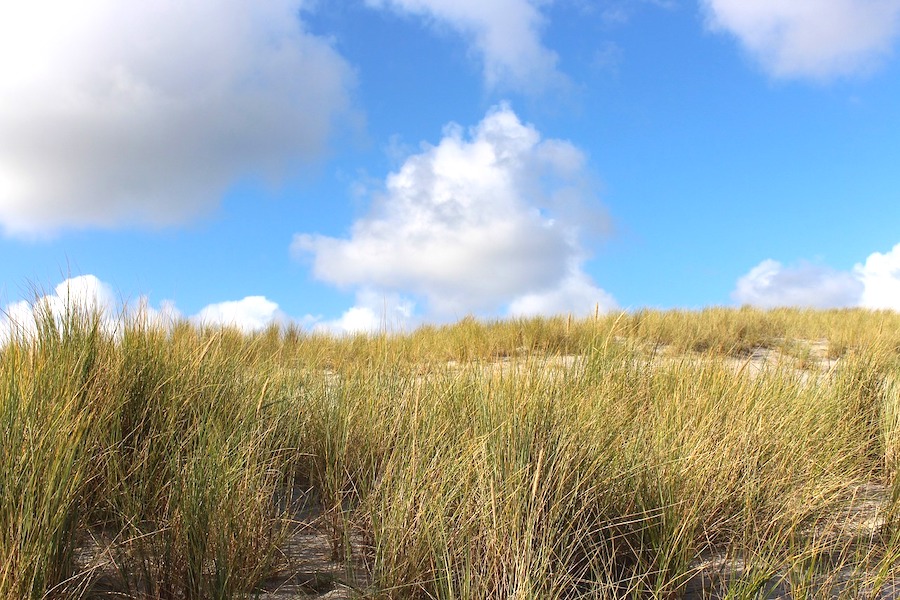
127, 297, 183, 329
734, 245, 900, 311
856, 243, 900, 310
365, 0, 562, 91
0, 274, 118, 342
294, 104, 615, 319
732, 259, 864, 308
192, 296, 286, 333
702, 0, 900, 79
0, 0, 354, 236
311, 289, 416, 335
47, 274, 117, 315
0, 275, 292, 343
508, 268, 617, 317
0, 300, 38, 344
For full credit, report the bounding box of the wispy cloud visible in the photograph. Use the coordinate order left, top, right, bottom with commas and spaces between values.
702, 0, 900, 80
293, 103, 616, 324
0, 0, 355, 236
592, 41, 625, 74
365, 0, 565, 92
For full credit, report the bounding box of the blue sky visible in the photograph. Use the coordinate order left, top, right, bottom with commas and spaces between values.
1, 0, 899, 334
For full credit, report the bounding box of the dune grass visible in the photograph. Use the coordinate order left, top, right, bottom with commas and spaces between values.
1, 305, 899, 598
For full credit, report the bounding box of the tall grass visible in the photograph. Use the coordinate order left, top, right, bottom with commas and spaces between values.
1, 304, 899, 598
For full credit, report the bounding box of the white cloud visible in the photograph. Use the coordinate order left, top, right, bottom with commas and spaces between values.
702, 0, 900, 79
30, 274, 118, 329
0, 300, 38, 344
311, 289, 416, 335
365, 0, 563, 92
50, 274, 117, 314
732, 259, 864, 308
856, 243, 900, 310
192, 296, 286, 333
733, 246, 900, 312
0, 275, 291, 343
0, 0, 354, 236
127, 297, 183, 329
0, 274, 415, 340
294, 104, 615, 319
0, 274, 118, 342
593, 41, 625, 74
508, 267, 617, 317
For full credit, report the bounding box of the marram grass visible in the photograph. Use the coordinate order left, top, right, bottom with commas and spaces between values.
1, 306, 899, 598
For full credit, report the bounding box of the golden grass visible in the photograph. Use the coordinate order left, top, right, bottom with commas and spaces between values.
1, 306, 899, 598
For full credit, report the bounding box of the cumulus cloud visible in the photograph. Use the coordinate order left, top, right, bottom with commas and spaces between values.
733, 245, 900, 311
508, 268, 617, 317
0, 274, 117, 342
0, 275, 293, 343
365, 0, 563, 91
856, 243, 900, 310
192, 296, 286, 333
0, 300, 40, 344
294, 104, 615, 320
127, 297, 183, 329
732, 259, 864, 309
49, 274, 117, 315
311, 290, 416, 335
0, 0, 354, 236
702, 0, 900, 79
